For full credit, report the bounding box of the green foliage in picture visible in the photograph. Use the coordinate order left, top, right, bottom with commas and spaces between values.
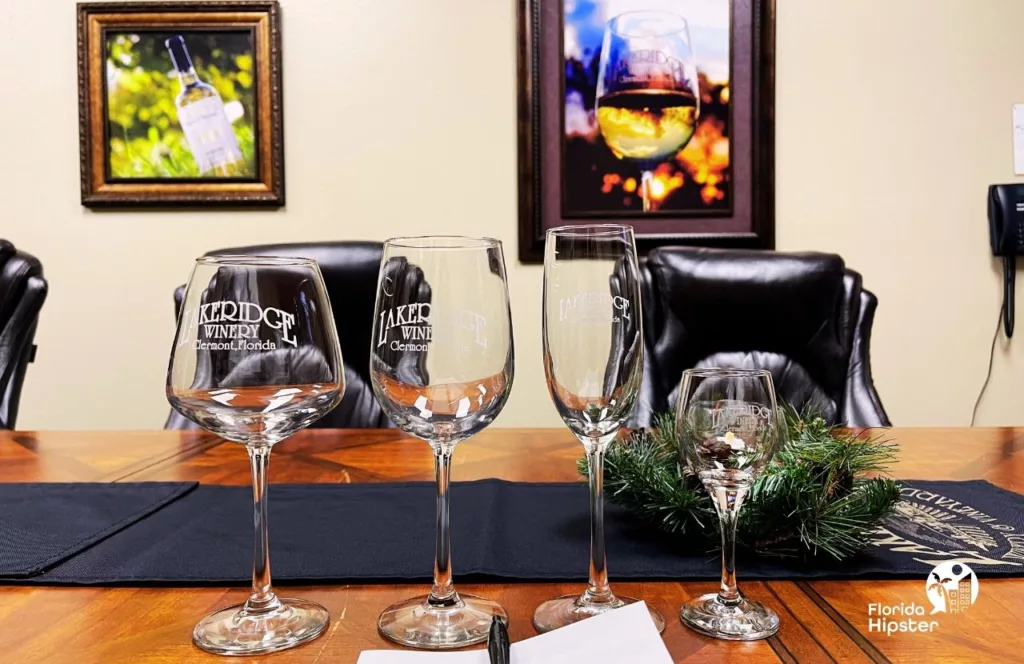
106, 31, 257, 179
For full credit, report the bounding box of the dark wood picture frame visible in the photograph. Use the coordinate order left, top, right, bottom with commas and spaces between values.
77, 1, 284, 207
516, 0, 776, 262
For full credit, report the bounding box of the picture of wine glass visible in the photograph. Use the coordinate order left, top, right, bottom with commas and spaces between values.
370, 236, 515, 649
166, 256, 345, 655
596, 10, 700, 212
675, 368, 785, 640
533, 224, 665, 634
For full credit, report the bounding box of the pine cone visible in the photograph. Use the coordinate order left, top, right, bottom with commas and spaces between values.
701, 435, 732, 462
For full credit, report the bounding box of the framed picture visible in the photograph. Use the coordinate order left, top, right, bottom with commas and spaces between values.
77, 1, 284, 207
517, 0, 775, 261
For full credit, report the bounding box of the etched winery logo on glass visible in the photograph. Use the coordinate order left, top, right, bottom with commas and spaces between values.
690, 401, 773, 471
709, 402, 772, 431
377, 303, 488, 352
558, 293, 631, 324
179, 301, 297, 351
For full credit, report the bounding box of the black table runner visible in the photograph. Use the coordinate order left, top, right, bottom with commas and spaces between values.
0, 482, 197, 578
2, 479, 1022, 585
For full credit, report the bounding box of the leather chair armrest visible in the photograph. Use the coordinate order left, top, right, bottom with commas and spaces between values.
843, 290, 891, 427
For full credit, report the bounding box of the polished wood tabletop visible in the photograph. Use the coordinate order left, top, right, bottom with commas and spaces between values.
0, 427, 1021, 663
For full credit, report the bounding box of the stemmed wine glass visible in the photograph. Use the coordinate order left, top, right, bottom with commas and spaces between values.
370, 236, 514, 649
167, 256, 345, 655
675, 368, 784, 640
534, 224, 665, 633
596, 10, 700, 212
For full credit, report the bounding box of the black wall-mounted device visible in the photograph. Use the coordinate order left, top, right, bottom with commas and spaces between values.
988, 184, 1024, 337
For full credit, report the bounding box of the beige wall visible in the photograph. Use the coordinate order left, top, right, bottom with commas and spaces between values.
1, 0, 1022, 430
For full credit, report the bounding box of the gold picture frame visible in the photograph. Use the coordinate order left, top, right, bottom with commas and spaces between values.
77, 1, 284, 207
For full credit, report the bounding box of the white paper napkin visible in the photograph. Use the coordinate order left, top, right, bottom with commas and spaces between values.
356, 601, 672, 664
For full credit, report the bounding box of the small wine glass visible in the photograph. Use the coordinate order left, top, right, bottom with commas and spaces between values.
533, 224, 665, 634
596, 10, 700, 212
167, 256, 345, 656
370, 236, 514, 649
675, 368, 784, 640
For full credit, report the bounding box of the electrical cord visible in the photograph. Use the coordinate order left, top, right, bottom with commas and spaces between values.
1004, 255, 1016, 337
971, 301, 1005, 426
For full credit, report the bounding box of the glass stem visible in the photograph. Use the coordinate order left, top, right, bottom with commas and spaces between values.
585, 445, 612, 600
245, 444, 280, 613
709, 482, 749, 605
428, 443, 458, 607
641, 170, 654, 213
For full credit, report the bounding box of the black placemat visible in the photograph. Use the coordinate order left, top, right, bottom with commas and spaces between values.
0, 482, 197, 577
4, 479, 1022, 585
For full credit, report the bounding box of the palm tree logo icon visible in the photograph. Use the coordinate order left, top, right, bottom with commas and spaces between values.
926, 562, 979, 615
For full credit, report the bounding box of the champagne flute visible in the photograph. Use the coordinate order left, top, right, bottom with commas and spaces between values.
167, 256, 345, 655
533, 224, 665, 633
370, 236, 514, 649
596, 10, 700, 212
675, 368, 784, 640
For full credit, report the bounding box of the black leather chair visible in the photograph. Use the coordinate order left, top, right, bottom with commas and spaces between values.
634, 247, 889, 428
0, 241, 47, 430
165, 241, 393, 429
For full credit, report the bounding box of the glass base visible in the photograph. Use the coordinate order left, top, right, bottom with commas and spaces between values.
377, 593, 507, 650
680, 593, 779, 641
532, 591, 666, 634
193, 597, 330, 656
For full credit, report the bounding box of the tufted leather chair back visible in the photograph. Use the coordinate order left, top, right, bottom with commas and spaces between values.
0, 241, 47, 430
165, 241, 393, 429
634, 246, 889, 428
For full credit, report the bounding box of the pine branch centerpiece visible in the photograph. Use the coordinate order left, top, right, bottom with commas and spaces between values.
580, 408, 902, 560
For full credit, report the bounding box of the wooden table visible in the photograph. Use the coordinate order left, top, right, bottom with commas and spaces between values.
0, 428, 1021, 663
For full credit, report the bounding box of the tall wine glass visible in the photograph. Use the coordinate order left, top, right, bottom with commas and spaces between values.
167, 256, 345, 655
371, 236, 514, 649
533, 224, 665, 634
675, 368, 784, 640
596, 11, 700, 212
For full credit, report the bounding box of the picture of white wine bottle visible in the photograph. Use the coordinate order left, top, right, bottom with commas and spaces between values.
165, 35, 248, 177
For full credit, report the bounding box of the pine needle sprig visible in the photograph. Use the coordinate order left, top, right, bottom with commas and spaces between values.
580, 406, 902, 561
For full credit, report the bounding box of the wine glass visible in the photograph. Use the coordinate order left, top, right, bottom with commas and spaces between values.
167, 256, 345, 655
596, 10, 700, 212
533, 224, 665, 634
371, 236, 514, 649
675, 368, 784, 640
